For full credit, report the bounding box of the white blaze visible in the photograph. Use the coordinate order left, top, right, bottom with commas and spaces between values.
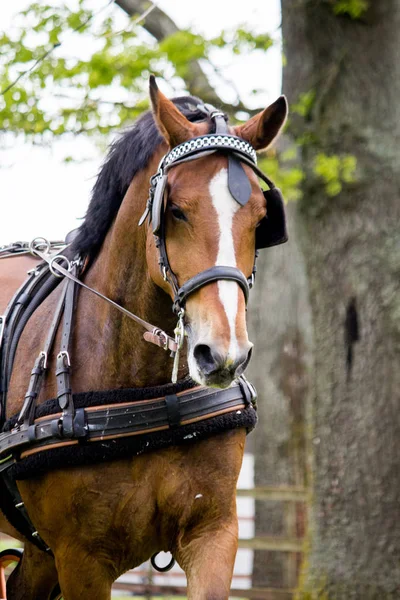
209, 168, 240, 360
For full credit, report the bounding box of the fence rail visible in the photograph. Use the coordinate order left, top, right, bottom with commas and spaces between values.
113, 581, 295, 599
237, 486, 308, 501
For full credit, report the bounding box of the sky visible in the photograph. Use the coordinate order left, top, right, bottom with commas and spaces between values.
0, 0, 281, 245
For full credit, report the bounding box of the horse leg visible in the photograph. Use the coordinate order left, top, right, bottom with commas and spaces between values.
176, 518, 239, 600
6, 541, 58, 600
54, 546, 113, 600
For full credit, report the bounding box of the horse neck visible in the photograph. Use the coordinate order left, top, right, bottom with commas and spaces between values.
73, 162, 187, 391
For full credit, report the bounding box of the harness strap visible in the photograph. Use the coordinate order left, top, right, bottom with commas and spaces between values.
0, 464, 52, 554
30, 248, 179, 354
56, 270, 77, 438
16, 279, 69, 428
0, 378, 256, 459
0, 265, 60, 426
17, 354, 47, 429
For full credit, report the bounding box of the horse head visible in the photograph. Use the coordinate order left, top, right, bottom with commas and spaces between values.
145, 77, 288, 388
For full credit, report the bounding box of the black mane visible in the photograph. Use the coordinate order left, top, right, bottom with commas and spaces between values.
71, 96, 216, 260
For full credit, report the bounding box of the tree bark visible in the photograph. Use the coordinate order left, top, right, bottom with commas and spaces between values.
281, 1, 400, 597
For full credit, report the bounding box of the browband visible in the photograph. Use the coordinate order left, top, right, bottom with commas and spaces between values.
162, 133, 258, 168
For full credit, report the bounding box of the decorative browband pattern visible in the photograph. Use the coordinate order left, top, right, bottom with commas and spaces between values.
162, 134, 258, 168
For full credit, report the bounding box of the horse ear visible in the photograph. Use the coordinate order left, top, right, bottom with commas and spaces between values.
149, 75, 198, 148
234, 96, 288, 151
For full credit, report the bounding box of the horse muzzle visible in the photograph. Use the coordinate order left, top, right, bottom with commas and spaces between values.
188, 338, 253, 388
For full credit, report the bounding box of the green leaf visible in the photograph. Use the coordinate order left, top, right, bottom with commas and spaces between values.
332, 0, 369, 19
313, 152, 357, 196
292, 91, 316, 118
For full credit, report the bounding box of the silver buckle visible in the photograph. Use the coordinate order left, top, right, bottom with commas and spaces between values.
57, 350, 71, 367
39, 351, 48, 370
152, 328, 169, 351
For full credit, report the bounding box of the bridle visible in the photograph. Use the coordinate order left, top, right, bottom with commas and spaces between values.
137, 104, 288, 378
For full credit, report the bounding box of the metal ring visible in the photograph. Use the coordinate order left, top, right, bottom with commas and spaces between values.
150, 552, 175, 572
49, 255, 71, 278
29, 237, 50, 256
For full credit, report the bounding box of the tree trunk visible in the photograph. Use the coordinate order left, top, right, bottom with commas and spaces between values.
281, 2, 400, 597
249, 203, 313, 589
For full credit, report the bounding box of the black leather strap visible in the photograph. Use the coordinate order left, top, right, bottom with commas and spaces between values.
0, 379, 252, 457
228, 154, 252, 206
173, 266, 250, 312
55, 267, 85, 439
165, 394, 181, 428
17, 279, 69, 428
0, 264, 56, 425
17, 355, 47, 427
1, 461, 52, 554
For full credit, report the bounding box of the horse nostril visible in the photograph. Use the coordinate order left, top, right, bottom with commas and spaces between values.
193, 344, 224, 376
234, 346, 253, 376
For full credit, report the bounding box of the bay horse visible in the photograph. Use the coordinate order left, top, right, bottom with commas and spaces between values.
0, 77, 287, 599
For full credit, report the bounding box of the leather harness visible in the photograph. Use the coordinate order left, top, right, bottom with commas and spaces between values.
0, 103, 287, 557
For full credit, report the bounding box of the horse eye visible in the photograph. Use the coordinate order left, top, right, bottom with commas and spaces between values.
170, 206, 187, 222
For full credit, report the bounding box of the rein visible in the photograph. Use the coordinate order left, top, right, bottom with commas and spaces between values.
31, 244, 179, 354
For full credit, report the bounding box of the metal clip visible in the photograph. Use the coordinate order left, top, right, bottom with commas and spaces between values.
171, 309, 185, 383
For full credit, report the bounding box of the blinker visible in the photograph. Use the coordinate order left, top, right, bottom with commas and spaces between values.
256, 187, 288, 249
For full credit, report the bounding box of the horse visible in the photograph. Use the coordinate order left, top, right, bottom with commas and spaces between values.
0, 77, 287, 599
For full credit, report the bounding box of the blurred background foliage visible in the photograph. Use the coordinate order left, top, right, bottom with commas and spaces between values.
0, 0, 272, 137
0, 0, 359, 202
